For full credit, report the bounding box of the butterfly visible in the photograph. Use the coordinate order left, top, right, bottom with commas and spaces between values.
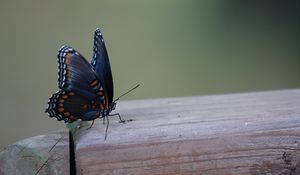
46, 28, 138, 138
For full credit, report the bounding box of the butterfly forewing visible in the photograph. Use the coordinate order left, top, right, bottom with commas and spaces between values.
91, 28, 114, 105
58, 46, 99, 98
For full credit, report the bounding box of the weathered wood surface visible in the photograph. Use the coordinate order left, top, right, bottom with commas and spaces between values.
76, 89, 300, 175
1, 89, 300, 175
0, 131, 69, 175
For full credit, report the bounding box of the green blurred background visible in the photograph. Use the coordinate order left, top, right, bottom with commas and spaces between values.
0, 0, 299, 149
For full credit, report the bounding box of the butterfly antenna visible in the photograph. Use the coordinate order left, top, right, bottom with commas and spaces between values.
113, 84, 140, 102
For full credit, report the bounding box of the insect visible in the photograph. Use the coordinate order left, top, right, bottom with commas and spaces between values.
46, 28, 139, 139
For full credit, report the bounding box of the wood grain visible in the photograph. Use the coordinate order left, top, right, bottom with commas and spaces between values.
1, 89, 299, 175
75, 89, 300, 175
0, 130, 69, 175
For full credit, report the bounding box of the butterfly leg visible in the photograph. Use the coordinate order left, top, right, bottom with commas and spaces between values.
104, 115, 109, 140
108, 113, 125, 123
87, 119, 95, 130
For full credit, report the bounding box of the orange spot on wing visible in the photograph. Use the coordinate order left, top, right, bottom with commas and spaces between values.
82, 104, 88, 109
59, 99, 64, 103
89, 80, 99, 87
58, 103, 64, 107
64, 112, 70, 116
69, 115, 76, 120
97, 91, 104, 96
64, 54, 72, 80
66, 70, 71, 80
65, 53, 72, 62
62, 95, 68, 99
68, 92, 75, 96
58, 108, 64, 112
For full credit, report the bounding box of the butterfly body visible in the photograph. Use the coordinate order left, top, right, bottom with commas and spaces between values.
46, 28, 115, 123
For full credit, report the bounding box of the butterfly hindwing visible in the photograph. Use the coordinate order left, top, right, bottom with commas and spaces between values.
91, 28, 114, 105
46, 90, 101, 122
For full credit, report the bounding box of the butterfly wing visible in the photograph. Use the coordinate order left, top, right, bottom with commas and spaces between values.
91, 28, 114, 106
46, 46, 104, 122
46, 90, 100, 122
58, 46, 100, 97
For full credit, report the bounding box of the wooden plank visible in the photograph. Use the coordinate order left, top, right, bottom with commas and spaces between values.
0, 130, 69, 175
75, 89, 300, 175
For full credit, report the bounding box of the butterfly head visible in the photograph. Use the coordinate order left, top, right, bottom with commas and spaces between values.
103, 101, 116, 116
110, 102, 117, 111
